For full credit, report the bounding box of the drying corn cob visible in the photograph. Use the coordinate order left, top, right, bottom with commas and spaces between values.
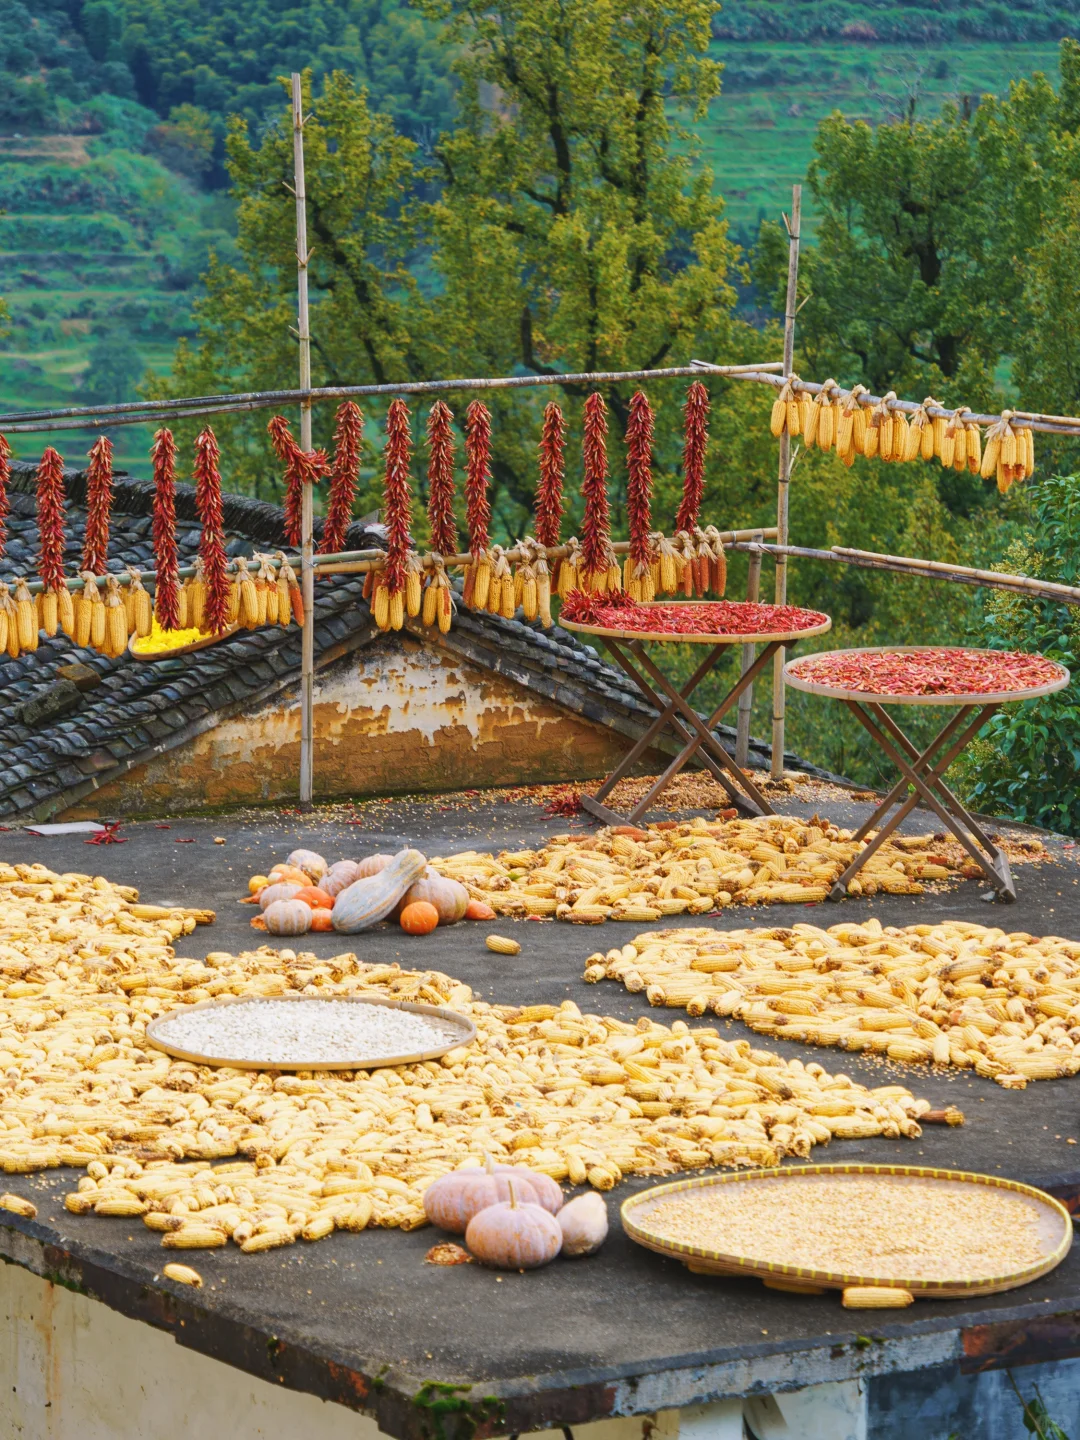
103, 575, 128, 658
13, 578, 37, 653
834, 386, 868, 466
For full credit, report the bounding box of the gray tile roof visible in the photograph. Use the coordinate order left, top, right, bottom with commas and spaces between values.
0, 462, 832, 820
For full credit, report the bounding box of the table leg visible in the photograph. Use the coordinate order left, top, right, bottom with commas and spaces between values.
851, 706, 974, 842
830, 702, 1012, 900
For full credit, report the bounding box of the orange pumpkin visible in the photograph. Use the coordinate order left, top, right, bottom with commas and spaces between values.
268, 864, 310, 887
465, 899, 496, 921
399, 900, 439, 935
309, 907, 334, 932
293, 886, 334, 910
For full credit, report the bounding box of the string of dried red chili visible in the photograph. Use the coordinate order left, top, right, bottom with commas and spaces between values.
36, 446, 66, 593
193, 427, 231, 634
464, 400, 492, 555
150, 427, 182, 631
0, 432, 10, 562
382, 399, 412, 596
580, 391, 611, 580
535, 401, 566, 549
321, 400, 363, 556
625, 390, 654, 568
788, 648, 1067, 697
675, 381, 709, 534
267, 415, 330, 548
426, 400, 458, 556
82, 435, 113, 574
561, 590, 828, 636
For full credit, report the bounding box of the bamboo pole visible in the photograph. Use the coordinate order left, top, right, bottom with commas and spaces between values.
0, 363, 785, 434
772, 185, 801, 779
292, 73, 315, 810
735, 533, 763, 768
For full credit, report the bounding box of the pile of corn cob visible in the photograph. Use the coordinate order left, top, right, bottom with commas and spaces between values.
587, 919, 1080, 1088
0, 865, 929, 1252
770, 381, 1036, 490
431, 816, 988, 923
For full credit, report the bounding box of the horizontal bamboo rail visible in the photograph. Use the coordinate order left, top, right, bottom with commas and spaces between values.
0, 363, 785, 435
729, 540, 1080, 607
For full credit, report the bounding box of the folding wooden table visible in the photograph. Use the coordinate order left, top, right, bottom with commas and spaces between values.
560, 609, 832, 825
783, 645, 1070, 902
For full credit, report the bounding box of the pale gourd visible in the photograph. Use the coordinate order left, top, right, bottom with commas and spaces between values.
258, 882, 303, 911
262, 899, 313, 936
464, 1181, 563, 1269
353, 854, 394, 879
322, 861, 361, 899
287, 848, 328, 882
423, 1159, 542, 1234
557, 1192, 608, 1257
331, 849, 428, 933
398, 870, 469, 925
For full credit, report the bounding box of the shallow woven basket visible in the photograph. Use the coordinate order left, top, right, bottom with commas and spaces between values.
622, 1164, 1072, 1301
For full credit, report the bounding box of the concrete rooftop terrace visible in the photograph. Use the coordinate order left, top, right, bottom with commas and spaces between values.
1, 788, 1080, 1438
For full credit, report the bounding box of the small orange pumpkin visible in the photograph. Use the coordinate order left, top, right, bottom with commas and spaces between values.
354, 853, 394, 879
268, 864, 310, 887
292, 886, 335, 910
309, 907, 334, 932
465, 899, 497, 921
400, 900, 439, 936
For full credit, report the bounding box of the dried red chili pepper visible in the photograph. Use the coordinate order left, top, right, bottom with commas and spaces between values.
149, 427, 181, 631
581, 392, 611, 583
675, 381, 709, 534
82, 435, 113, 574
36, 446, 66, 593
561, 590, 828, 636
0, 432, 10, 562
267, 414, 330, 548
464, 400, 492, 555
535, 401, 566, 550
321, 400, 363, 556
383, 399, 412, 596
426, 400, 458, 556
788, 648, 1066, 697
625, 391, 654, 569
193, 427, 231, 634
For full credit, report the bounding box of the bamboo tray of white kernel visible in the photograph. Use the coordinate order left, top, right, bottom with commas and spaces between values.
621, 1165, 1072, 1301
145, 994, 476, 1072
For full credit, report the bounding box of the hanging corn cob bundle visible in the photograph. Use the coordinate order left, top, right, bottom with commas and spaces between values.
12, 578, 37, 654
321, 401, 363, 556
193, 428, 231, 635
675, 382, 709, 533
580, 391, 618, 594
484, 544, 515, 618
802, 380, 837, 452
674, 529, 698, 596
125, 568, 152, 639
425, 400, 458, 560
253, 554, 277, 625
624, 390, 656, 601
35, 445, 66, 638
514, 539, 540, 623
231, 556, 258, 630
82, 436, 113, 575
372, 398, 413, 632
267, 415, 330, 549
463, 400, 493, 610
274, 552, 302, 626
861, 392, 895, 459
102, 575, 128, 658
535, 400, 566, 586
184, 557, 206, 632
833, 385, 868, 466
74, 571, 95, 648
769, 376, 804, 438
981, 410, 1033, 493
0, 583, 16, 658
652, 530, 682, 596
0, 432, 10, 563
905, 398, 939, 462
150, 428, 184, 631
691, 525, 728, 597
421, 553, 455, 633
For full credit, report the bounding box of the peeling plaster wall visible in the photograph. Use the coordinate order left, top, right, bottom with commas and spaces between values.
64, 637, 646, 817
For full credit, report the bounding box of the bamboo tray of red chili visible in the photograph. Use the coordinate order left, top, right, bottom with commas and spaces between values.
559, 594, 832, 644
785, 647, 1070, 705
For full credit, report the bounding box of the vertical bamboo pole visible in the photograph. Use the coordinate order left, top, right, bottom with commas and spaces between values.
292, 72, 315, 809
734, 534, 763, 769
771, 184, 801, 779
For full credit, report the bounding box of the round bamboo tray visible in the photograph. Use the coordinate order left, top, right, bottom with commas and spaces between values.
145, 993, 477, 1072
622, 1164, 1072, 1301
784, 646, 1070, 706
561, 603, 832, 647
128, 625, 239, 662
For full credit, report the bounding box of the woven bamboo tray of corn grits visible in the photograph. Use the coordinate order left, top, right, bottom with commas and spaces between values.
622, 1165, 1072, 1301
